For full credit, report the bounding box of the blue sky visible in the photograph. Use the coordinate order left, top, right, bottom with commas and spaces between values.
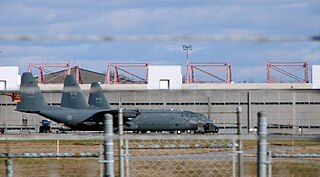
1, 0, 320, 82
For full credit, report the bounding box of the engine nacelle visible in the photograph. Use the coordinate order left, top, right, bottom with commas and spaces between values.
123, 109, 141, 118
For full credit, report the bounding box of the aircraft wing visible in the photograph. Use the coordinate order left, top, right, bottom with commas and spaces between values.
83, 109, 140, 124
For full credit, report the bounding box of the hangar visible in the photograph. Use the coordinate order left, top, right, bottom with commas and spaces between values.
0, 64, 319, 134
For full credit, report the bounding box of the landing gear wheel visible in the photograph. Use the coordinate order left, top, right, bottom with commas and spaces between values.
214, 127, 219, 133
196, 124, 205, 133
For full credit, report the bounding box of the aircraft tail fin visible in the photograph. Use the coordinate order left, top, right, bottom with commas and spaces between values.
17, 72, 48, 112
88, 82, 112, 109
61, 75, 90, 109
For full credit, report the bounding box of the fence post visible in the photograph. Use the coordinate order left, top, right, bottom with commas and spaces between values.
99, 144, 104, 177
257, 111, 267, 177
232, 139, 236, 177
237, 107, 243, 177
247, 91, 251, 133
125, 139, 130, 177
6, 159, 13, 177
268, 150, 272, 177
104, 114, 114, 177
6, 140, 13, 177
118, 108, 124, 177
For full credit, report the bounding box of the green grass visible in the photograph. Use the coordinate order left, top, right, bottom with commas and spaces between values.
269, 140, 320, 146
1, 139, 319, 176
243, 160, 320, 177
242, 139, 320, 148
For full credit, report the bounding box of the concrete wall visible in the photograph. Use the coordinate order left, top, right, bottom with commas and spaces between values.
1, 88, 320, 134
38, 83, 312, 91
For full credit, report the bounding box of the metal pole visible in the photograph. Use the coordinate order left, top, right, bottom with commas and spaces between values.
125, 139, 130, 177
232, 139, 236, 177
118, 108, 124, 177
187, 48, 189, 59
6, 139, 13, 177
56, 139, 60, 160
119, 92, 122, 109
6, 159, 13, 177
257, 111, 267, 177
247, 91, 251, 133
292, 92, 296, 153
99, 144, 103, 177
237, 107, 243, 177
104, 114, 114, 177
5, 95, 7, 133
4, 121, 7, 135
268, 151, 272, 177
292, 91, 296, 135
208, 96, 211, 119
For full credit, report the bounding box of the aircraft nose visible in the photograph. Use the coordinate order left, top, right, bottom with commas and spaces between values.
198, 120, 208, 124
188, 120, 199, 124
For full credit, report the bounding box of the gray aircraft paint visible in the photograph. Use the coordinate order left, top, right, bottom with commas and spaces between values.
17, 73, 107, 130
61, 75, 91, 109
17, 72, 218, 133
89, 82, 112, 109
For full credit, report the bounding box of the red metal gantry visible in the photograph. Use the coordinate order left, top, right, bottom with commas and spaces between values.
185, 61, 232, 84
105, 63, 149, 84
266, 61, 309, 83
27, 63, 82, 84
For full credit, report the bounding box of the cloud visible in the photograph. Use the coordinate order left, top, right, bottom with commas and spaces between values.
234, 66, 266, 83
2, 55, 108, 74
1, 44, 91, 57
153, 44, 209, 54
2, 1, 319, 35
299, 43, 320, 63
1, 44, 94, 73
266, 43, 320, 63
306, 51, 320, 63
1, 1, 319, 82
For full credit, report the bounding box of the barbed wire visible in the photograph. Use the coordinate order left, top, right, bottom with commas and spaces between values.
0, 34, 319, 42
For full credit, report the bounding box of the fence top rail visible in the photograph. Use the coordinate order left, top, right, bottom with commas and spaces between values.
0, 134, 319, 141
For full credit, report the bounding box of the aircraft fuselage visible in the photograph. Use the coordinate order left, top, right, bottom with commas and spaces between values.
35, 107, 217, 133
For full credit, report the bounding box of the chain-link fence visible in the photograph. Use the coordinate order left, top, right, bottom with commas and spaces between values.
126, 137, 234, 177
0, 133, 319, 177
0, 137, 103, 177
269, 138, 320, 177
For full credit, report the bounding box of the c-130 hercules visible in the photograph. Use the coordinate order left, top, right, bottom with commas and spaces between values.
17, 72, 219, 133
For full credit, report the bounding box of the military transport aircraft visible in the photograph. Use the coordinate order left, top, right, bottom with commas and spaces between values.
17, 72, 219, 133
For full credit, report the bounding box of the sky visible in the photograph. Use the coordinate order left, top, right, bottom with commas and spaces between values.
1, 0, 320, 83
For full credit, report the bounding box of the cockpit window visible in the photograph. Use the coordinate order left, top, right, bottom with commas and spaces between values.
197, 113, 208, 120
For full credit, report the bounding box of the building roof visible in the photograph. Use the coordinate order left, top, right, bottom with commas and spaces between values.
35, 68, 105, 84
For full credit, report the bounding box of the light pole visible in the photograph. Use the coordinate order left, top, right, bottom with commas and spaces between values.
182, 45, 192, 60
183, 45, 192, 84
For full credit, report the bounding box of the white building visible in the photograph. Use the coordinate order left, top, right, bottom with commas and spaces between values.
147, 65, 182, 89
0, 66, 20, 90
312, 65, 320, 89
